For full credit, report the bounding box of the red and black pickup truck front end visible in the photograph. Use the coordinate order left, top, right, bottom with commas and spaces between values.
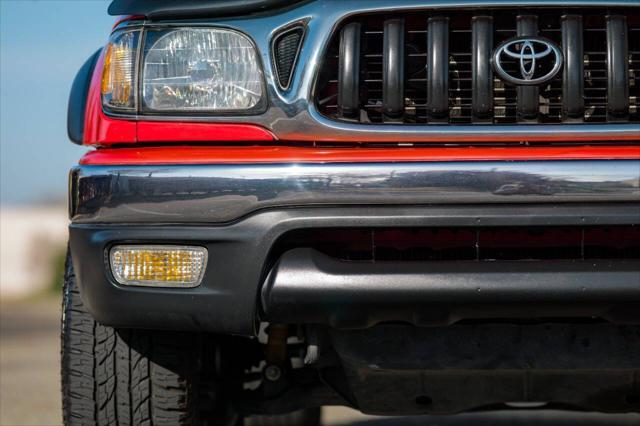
69, 159, 640, 334
66, 0, 640, 416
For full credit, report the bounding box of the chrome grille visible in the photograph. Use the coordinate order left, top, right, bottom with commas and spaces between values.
316, 9, 640, 125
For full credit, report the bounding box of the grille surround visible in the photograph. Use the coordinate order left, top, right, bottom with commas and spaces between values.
315, 8, 640, 125
103, 1, 640, 143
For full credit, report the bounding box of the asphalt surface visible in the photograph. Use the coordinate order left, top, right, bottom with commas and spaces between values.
1, 297, 639, 426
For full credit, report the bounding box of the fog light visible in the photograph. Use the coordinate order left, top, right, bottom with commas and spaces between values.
110, 245, 207, 287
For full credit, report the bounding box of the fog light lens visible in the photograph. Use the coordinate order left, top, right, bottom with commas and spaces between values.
110, 245, 207, 287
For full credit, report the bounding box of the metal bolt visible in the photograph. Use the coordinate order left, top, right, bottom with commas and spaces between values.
264, 365, 282, 382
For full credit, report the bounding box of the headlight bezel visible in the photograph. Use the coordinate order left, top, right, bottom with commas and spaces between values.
101, 24, 268, 117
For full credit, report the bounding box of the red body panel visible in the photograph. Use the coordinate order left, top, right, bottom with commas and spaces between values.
80, 145, 640, 165
137, 121, 275, 142
83, 51, 136, 145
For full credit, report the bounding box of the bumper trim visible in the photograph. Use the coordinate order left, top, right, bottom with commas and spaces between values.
71, 160, 640, 224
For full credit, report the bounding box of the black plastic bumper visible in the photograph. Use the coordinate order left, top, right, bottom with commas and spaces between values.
69, 202, 640, 336
263, 248, 640, 328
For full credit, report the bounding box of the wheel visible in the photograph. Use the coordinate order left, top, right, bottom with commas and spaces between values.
60, 250, 237, 425
245, 408, 322, 426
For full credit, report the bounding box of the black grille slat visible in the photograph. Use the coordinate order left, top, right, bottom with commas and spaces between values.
338, 22, 362, 118
562, 15, 585, 120
516, 15, 539, 122
631, 27, 640, 121
427, 16, 449, 120
382, 19, 405, 119
606, 15, 630, 120
471, 16, 494, 121
317, 8, 640, 125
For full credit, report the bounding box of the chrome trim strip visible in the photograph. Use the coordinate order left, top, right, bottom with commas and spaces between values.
71, 160, 640, 224
109, 0, 640, 142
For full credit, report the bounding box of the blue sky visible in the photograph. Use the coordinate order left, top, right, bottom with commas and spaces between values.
1, 0, 113, 205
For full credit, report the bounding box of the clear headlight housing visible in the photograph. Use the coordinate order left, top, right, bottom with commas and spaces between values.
143, 29, 263, 111
100, 27, 265, 114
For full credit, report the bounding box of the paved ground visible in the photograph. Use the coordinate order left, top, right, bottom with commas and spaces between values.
0, 297, 373, 426
2, 297, 639, 426
1, 298, 61, 426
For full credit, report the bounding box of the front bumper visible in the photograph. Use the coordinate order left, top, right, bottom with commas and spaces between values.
70, 160, 640, 224
68, 160, 640, 335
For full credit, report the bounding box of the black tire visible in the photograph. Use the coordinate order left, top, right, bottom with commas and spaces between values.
60, 250, 223, 425
245, 408, 322, 426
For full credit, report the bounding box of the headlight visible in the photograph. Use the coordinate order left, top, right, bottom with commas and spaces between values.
143, 29, 263, 112
101, 28, 265, 114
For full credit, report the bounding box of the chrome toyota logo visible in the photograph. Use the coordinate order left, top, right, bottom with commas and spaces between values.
492, 36, 563, 86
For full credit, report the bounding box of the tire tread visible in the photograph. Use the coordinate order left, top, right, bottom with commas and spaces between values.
61, 251, 200, 425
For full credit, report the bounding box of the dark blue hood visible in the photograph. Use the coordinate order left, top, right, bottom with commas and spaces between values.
108, 0, 309, 19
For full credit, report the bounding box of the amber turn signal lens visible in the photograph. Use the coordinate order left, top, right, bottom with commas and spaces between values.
101, 30, 139, 111
110, 245, 207, 287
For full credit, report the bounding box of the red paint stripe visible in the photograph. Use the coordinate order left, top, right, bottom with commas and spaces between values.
80, 145, 640, 166
137, 121, 275, 142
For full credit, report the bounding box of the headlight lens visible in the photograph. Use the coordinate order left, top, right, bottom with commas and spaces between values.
100, 28, 264, 114
101, 30, 140, 111
142, 28, 263, 112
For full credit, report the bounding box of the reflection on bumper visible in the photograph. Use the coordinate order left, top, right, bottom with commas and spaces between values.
70, 160, 640, 224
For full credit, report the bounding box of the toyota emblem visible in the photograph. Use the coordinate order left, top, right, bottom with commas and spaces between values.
492, 36, 563, 86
